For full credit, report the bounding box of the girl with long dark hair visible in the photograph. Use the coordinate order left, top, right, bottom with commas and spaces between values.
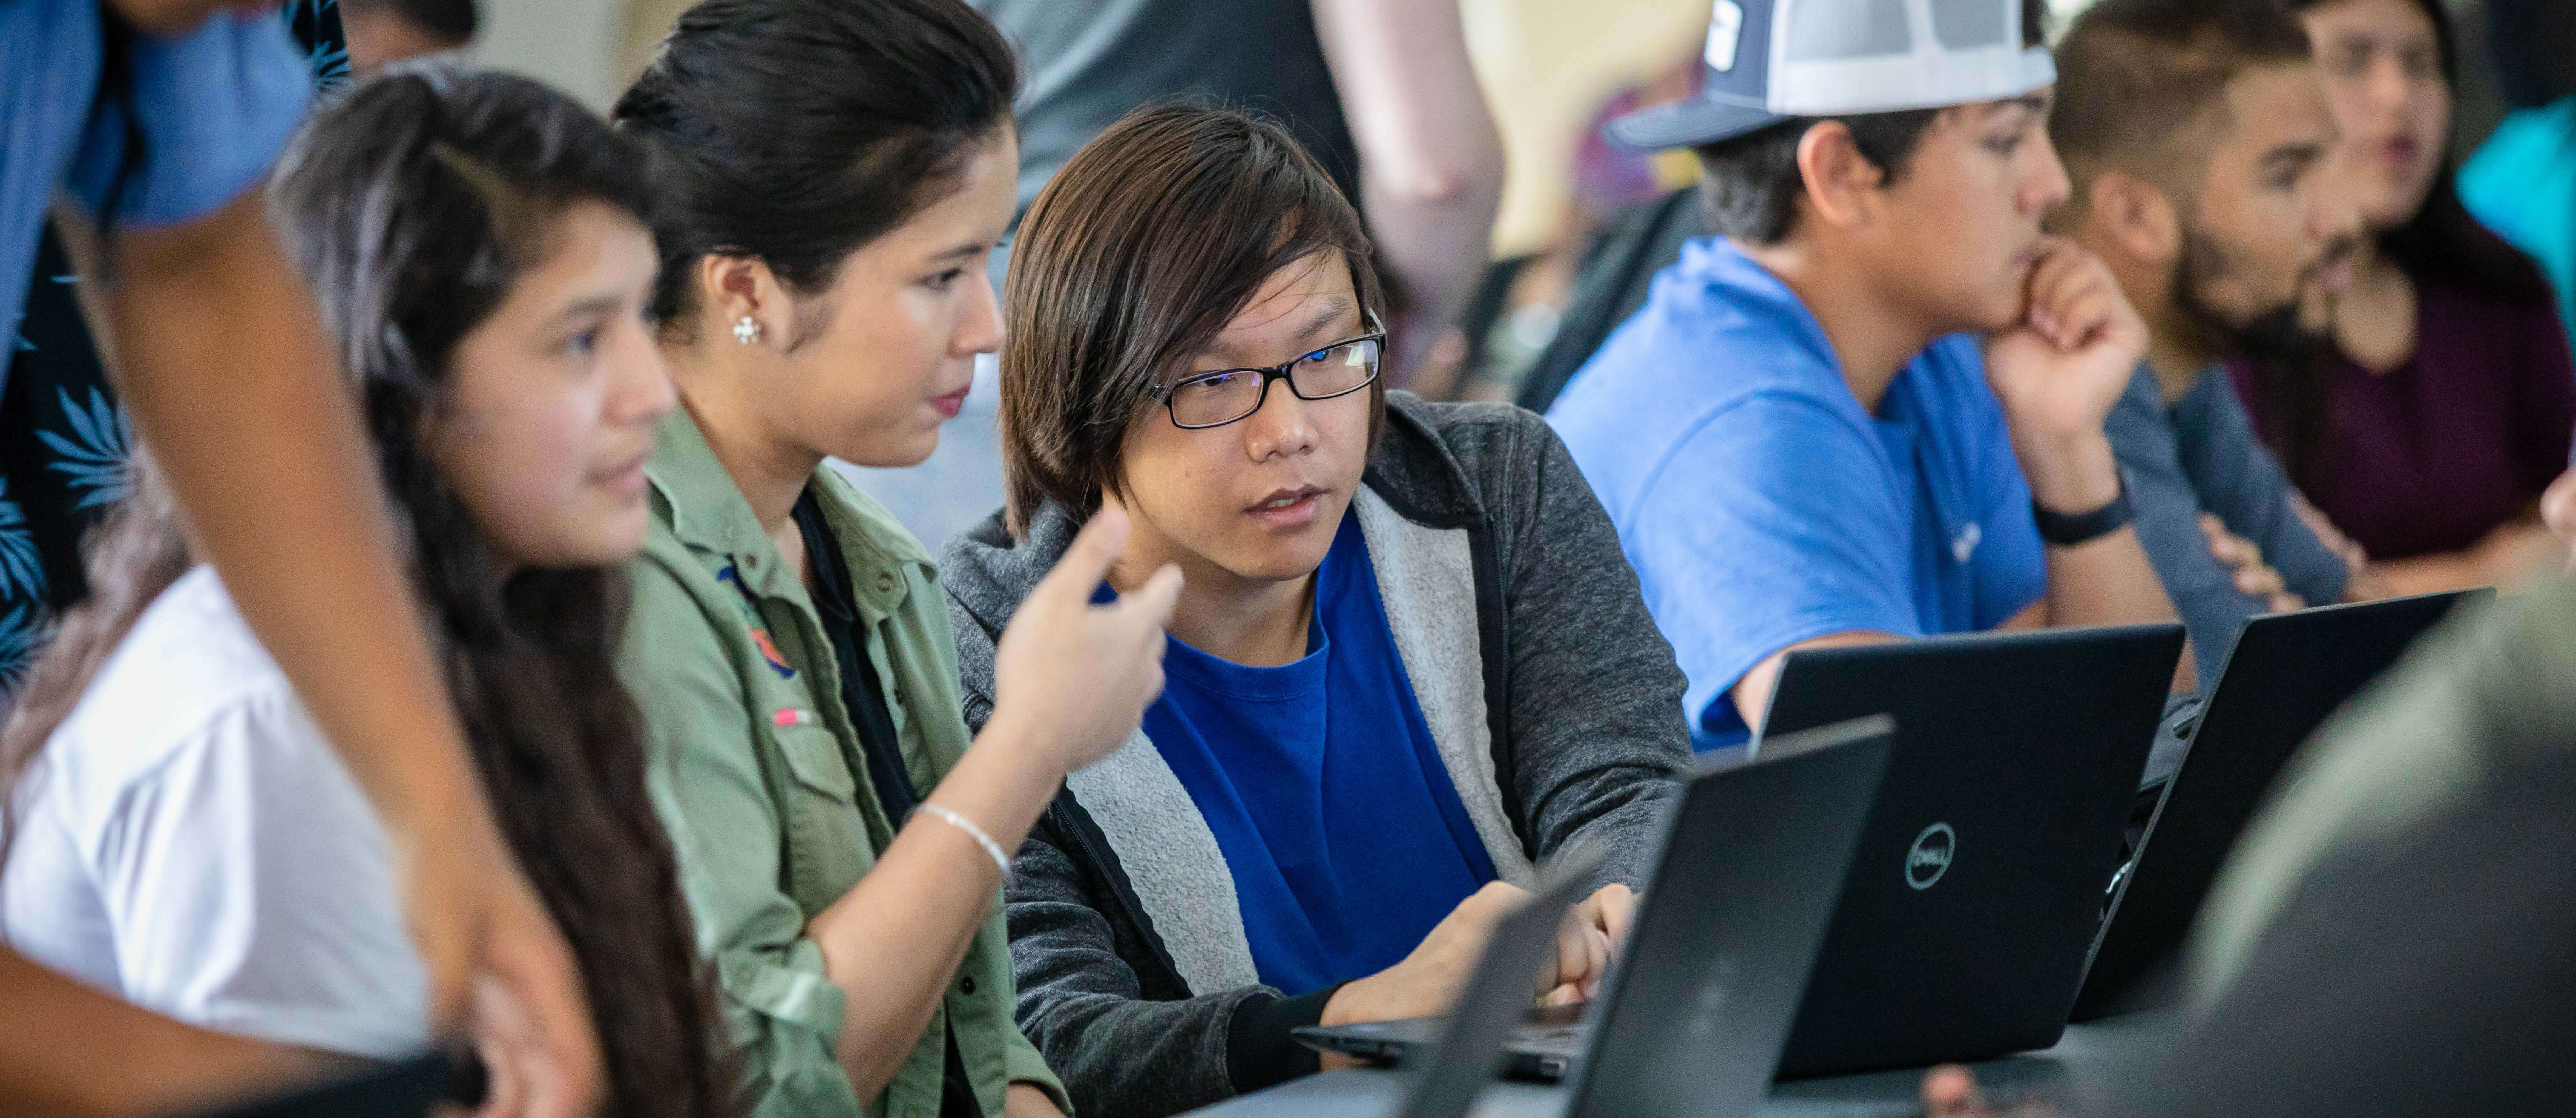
2229, 0, 2576, 594
609, 1, 1178, 1115
0, 71, 729, 1118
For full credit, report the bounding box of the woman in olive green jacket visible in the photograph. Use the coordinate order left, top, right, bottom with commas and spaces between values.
610, 3, 1180, 1116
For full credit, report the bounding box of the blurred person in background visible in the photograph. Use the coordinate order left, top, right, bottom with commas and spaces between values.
973, 0, 1499, 382
2229, 0, 2574, 596
2459, 0, 2576, 340
2048, 0, 2371, 681
340, 0, 474, 72
0, 0, 600, 1112
846, 0, 1503, 551
1442, 54, 1705, 404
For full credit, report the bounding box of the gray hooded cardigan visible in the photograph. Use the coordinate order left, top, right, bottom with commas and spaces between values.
939, 394, 1691, 1118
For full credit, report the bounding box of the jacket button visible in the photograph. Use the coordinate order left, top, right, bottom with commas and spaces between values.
961, 975, 978, 995
876, 573, 896, 593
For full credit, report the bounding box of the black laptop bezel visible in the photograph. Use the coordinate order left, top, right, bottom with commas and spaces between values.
1757, 624, 2186, 1078
2069, 589, 2489, 1020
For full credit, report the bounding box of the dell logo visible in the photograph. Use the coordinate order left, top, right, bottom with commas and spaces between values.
1906, 822, 1955, 890
1684, 952, 1741, 1041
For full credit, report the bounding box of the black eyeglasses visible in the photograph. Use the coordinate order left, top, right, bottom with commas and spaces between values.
1156, 312, 1387, 430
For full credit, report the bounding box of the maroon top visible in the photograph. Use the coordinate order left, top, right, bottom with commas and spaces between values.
2229, 277, 2576, 561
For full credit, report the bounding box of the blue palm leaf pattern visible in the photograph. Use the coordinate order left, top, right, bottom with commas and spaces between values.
0, 480, 45, 603
38, 387, 133, 510
0, 602, 45, 689
304, 37, 350, 87
286, 0, 350, 90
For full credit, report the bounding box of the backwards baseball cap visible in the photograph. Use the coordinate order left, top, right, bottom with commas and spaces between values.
1609, 0, 2057, 149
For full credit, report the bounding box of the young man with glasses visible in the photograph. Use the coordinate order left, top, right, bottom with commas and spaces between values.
940, 105, 1690, 1118
1548, 0, 2188, 752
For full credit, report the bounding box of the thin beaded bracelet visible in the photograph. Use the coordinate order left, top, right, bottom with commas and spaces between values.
918, 803, 1012, 880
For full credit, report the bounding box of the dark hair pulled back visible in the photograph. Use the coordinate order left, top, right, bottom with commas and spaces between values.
2, 69, 731, 1118
613, 0, 1020, 333
2247, 0, 2557, 490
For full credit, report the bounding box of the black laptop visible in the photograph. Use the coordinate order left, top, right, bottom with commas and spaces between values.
179, 1051, 471, 1118
2069, 589, 2489, 1021
1296, 717, 1895, 1118
1384, 848, 1603, 1118
1758, 624, 2185, 1079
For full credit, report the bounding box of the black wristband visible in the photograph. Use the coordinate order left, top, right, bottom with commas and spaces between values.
2032, 476, 2134, 547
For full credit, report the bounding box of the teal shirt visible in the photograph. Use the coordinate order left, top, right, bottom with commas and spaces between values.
2460, 98, 2576, 343
617, 408, 1066, 1118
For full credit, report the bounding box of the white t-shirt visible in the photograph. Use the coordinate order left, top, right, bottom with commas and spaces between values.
0, 567, 430, 1058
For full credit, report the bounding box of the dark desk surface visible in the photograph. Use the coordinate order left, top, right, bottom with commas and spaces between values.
1186, 1014, 2173, 1118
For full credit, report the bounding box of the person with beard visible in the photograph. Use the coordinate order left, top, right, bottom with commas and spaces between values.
2047, 0, 2373, 681
1549, 0, 2191, 752
2231, 0, 2574, 597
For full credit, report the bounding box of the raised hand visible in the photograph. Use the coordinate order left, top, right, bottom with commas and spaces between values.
989, 507, 1183, 774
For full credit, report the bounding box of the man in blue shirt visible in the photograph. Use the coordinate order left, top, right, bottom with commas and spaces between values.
0, 2, 599, 1112
1550, 0, 2186, 752
2053, 0, 2373, 682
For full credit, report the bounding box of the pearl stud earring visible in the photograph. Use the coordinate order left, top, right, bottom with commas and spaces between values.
733, 315, 761, 345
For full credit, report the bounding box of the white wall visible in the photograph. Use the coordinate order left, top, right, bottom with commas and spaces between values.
472, 0, 628, 110
1464, 0, 1711, 256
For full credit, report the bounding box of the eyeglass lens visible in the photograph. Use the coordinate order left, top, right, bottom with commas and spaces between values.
1169, 337, 1381, 427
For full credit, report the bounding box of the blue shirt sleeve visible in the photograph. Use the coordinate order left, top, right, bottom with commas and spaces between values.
1953, 353, 2046, 631
2108, 365, 2267, 681
2170, 371, 2348, 609
63, 8, 308, 230
1617, 389, 1924, 740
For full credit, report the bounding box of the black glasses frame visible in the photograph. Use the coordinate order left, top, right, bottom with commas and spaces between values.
1156, 313, 1388, 430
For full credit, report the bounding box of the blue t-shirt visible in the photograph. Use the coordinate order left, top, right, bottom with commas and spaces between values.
2, 0, 309, 385
1132, 511, 1496, 995
1548, 238, 2047, 752
2459, 98, 2576, 343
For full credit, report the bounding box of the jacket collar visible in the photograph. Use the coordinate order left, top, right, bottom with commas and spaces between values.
645, 406, 933, 618
646, 406, 769, 557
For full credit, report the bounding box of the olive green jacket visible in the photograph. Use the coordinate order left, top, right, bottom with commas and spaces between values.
618, 409, 1067, 1118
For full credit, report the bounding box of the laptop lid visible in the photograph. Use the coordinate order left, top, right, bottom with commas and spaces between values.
181, 1051, 466, 1118
1758, 624, 2185, 1077
1392, 847, 1605, 1118
2071, 589, 2490, 1021
1559, 716, 1894, 1118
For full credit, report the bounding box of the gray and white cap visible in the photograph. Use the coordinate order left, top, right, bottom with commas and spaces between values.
1609, 0, 2057, 149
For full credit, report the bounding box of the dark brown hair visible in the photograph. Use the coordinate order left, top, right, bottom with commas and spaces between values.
0, 71, 732, 1118
2049, 0, 2314, 209
998, 103, 1387, 537
2247, 0, 2558, 489
1692, 3, 2049, 246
